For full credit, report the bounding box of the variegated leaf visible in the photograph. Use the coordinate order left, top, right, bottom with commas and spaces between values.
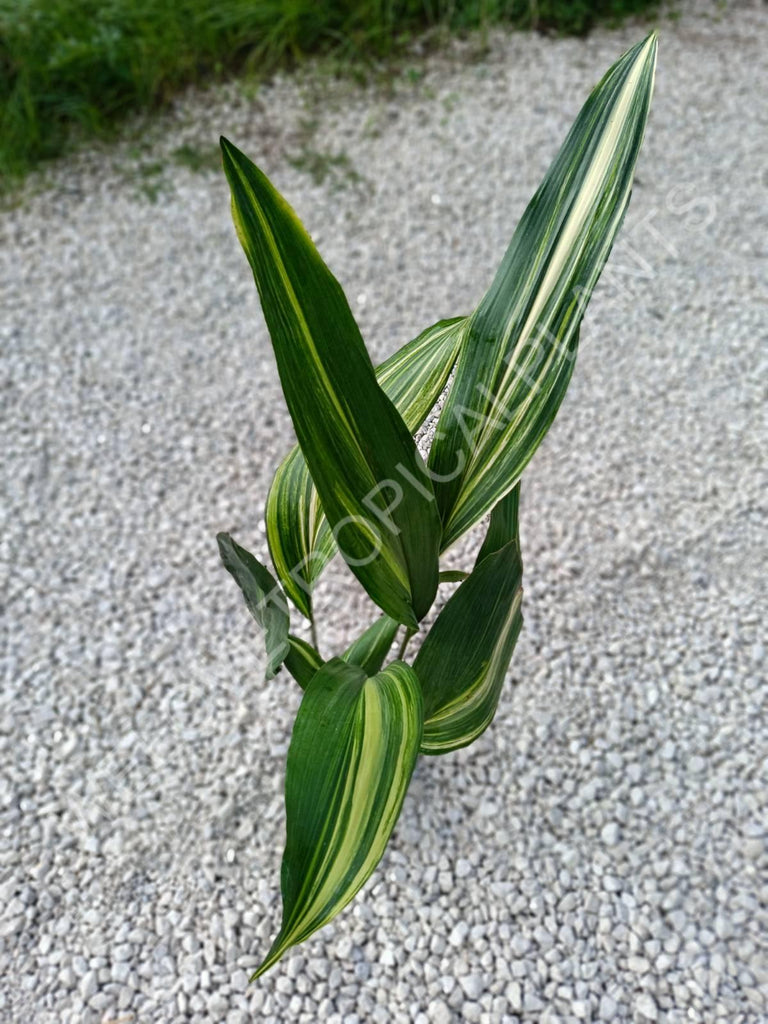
221, 138, 442, 627
429, 33, 658, 550
267, 317, 466, 619
253, 658, 422, 977
216, 532, 290, 680
414, 485, 523, 754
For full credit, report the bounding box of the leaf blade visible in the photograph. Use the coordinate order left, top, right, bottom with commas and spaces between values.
414, 485, 523, 754
475, 479, 521, 567
428, 33, 658, 549
253, 658, 422, 976
284, 634, 324, 690
221, 137, 441, 625
216, 532, 290, 680
267, 317, 466, 619
341, 615, 400, 676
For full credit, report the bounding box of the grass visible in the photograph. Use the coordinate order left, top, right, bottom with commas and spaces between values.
0, 0, 661, 183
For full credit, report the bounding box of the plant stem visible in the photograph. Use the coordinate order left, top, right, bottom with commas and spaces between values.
396, 626, 416, 661
310, 617, 319, 656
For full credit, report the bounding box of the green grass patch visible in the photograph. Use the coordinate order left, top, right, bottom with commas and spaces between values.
0, 0, 661, 182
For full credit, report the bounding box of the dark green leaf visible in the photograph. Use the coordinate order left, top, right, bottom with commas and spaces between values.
267, 317, 465, 620
284, 634, 323, 690
216, 532, 290, 679
342, 615, 400, 676
221, 138, 442, 626
413, 487, 524, 754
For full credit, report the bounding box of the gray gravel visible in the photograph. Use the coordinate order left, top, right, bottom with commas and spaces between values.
2, 1, 767, 1021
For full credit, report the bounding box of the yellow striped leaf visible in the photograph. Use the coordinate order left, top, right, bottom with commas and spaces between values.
221, 138, 442, 627
253, 658, 422, 977
267, 317, 466, 619
414, 485, 523, 754
429, 34, 658, 550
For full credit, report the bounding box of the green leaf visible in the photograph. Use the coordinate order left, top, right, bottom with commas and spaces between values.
216, 532, 290, 680
221, 137, 442, 627
342, 615, 400, 676
284, 634, 323, 690
376, 317, 466, 432
438, 569, 469, 583
283, 616, 399, 690
253, 658, 422, 977
267, 317, 466, 620
428, 33, 658, 550
414, 485, 523, 754
264, 446, 334, 621
475, 479, 520, 567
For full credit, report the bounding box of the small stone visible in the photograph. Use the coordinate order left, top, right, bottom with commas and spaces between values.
743, 837, 765, 860
118, 986, 134, 1010
0, 916, 22, 939
636, 992, 658, 1020
458, 973, 484, 1000
111, 962, 130, 984
79, 970, 97, 1002
207, 992, 229, 1015
230, 968, 248, 989
448, 922, 468, 947
507, 980, 523, 1012
455, 858, 472, 879
601, 822, 621, 846
628, 955, 650, 974
89, 991, 113, 1012
524, 990, 545, 1012
427, 996, 452, 1024
598, 993, 618, 1020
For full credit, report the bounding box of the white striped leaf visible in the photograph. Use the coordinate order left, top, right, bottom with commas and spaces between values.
253, 658, 422, 977
221, 138, 442, 627
216, 532, 290, 680
414, 485, 523, 754
429, 33, 658, 550
267, 317, 466, 620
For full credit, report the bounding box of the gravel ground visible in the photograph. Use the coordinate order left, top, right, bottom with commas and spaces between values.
2, 1, 767, 1022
